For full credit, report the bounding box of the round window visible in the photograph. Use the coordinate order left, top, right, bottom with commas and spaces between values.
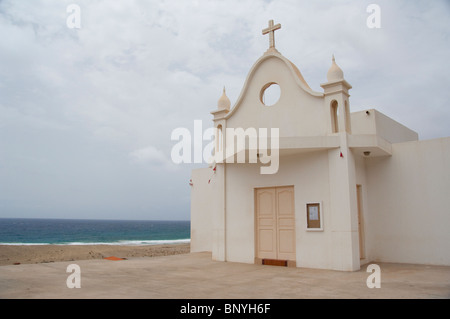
260, 82, 281, 106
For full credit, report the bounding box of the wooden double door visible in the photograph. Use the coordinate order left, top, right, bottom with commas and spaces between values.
255, 186, 296, 263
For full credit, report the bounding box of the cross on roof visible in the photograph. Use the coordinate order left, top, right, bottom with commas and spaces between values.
262, 19, 281, 49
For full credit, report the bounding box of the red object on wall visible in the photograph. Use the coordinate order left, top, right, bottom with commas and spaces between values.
208, 165, 216, 184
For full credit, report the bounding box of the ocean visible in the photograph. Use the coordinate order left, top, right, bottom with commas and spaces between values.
0, 218, 190, 245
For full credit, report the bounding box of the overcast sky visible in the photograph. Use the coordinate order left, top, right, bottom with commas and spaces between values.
0, 0, 449, 220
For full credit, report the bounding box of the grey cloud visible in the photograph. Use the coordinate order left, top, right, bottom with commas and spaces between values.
0, 0, 449, 220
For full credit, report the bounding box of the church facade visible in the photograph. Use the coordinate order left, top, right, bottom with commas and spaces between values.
190, 20, 450, 271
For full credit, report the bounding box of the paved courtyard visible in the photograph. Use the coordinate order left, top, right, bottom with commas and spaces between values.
1, 252, 449, 299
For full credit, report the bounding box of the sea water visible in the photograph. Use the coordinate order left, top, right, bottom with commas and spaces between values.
0, 218, 190, 245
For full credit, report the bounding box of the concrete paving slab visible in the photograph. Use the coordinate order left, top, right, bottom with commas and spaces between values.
0, 252, 449, 299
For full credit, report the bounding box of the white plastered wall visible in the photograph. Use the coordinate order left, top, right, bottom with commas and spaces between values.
190, 167, 213, 253
223, 151, 337, 269
366, 137, 450, 266
354, 153, 372, 265
351, 109, 418, 143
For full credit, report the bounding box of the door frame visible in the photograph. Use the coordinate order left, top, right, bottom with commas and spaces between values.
356, 184, 365, 260
254, 185, 296, 267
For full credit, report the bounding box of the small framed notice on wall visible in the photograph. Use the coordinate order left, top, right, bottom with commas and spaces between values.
306, 203, 323, 231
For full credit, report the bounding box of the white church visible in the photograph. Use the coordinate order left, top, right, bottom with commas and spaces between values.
189, 20, 450, 271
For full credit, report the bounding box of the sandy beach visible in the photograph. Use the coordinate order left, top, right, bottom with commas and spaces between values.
0, 243, 190, 266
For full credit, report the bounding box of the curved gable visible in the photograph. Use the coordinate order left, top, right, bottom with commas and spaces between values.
225, 51, 327, 137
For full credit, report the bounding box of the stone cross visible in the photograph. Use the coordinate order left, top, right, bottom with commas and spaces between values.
262, 19, 281, 49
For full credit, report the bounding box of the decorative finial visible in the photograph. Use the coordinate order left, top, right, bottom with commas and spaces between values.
262, 19, 281, 50
327, 54, 344, 82
217, 86, 231, 111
